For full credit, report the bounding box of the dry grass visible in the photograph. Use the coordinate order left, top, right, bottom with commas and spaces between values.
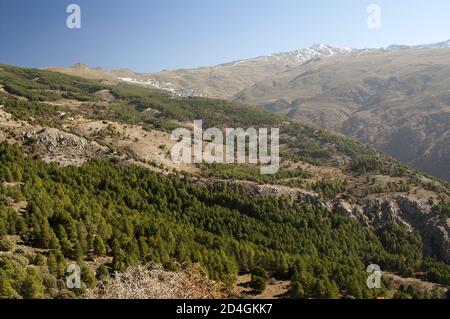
234, 274, 290, 299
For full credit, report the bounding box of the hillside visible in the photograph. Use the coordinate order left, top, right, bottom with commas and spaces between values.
49, 43, 450, 183
0, 64, 449, 299
49, 44, 373, 99
234, 48, 450, 182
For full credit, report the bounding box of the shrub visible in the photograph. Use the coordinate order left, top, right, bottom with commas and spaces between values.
0, 237, 14, 252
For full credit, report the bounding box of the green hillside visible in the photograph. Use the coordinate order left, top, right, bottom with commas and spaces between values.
0, 64, 449, 299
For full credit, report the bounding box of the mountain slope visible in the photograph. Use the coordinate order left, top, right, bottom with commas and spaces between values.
49, 44, 372, 99
233, 48, 450, 182
142, 44, 370, 99
47, 42, 450, 182
1, 64, 449, 299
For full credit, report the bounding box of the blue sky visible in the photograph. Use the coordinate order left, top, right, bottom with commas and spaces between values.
0, 0, 449, 72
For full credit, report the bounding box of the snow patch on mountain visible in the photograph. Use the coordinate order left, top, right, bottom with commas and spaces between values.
116, 40, 450, 97
118, 77, 207, 97
386, 39, 450, 51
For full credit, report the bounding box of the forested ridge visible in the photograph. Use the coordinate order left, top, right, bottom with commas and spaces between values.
0, 143, 448, 298
0, 64, 282, 130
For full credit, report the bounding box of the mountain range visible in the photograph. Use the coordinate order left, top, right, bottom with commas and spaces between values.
49, 40, 450, 182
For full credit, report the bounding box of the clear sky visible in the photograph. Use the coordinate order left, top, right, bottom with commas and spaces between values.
0, 0, 449, 72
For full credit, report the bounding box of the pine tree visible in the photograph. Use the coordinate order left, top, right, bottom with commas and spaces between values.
47, 252, 58, 276
57, 225, 72, 257
250, 267, 269, 293
77, 222, 88, 253
21, 270, 46, 299
72, 240, 84, 262
0, 274, 20, 298
93, 236, 106, 256
80, 264, 96, 289
96, 264, 110, 282
291, 281, 305, 299
48, 229, 61, 250
38, 221, 52, 249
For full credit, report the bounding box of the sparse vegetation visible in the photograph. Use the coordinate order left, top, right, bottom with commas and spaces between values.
311, 180, 346, 200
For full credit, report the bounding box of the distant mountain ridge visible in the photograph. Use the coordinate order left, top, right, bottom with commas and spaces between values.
217, 44, 363, 67
232, 47, 450, 181
49, 39, 450, 98
386, 39, 450, 51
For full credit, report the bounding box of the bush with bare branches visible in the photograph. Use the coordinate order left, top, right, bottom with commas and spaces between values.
89, 263, 228, 299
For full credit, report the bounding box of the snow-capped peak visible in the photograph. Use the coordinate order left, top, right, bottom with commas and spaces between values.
386, 39, 450, 51
266, 43, 360, 66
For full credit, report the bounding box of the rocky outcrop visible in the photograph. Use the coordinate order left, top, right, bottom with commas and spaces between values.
360, 195, 449, 263
21, 128, 107, 166
332, 199, 370, 227
193, 178, 329, 208
396, 197, 449, 262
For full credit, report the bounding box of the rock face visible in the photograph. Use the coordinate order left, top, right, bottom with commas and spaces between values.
23, 130, 88, 152
194, 178, 328, 208
395, 197, 449, 262
357, 196, 449, 263
21, 128, 106, 166
332, 200, 370, 227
